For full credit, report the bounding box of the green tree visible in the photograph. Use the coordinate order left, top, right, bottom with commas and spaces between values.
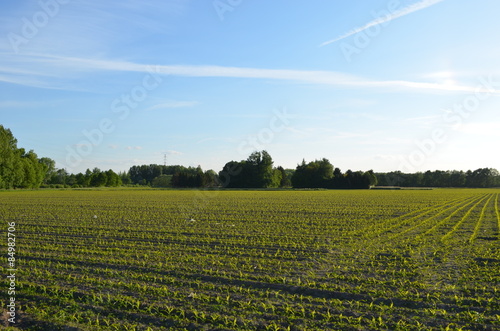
152, 175, 172, 187
277, 166, 291, 187
19, 150, 46, 188
203, 170, 219, 187
364, 170, 378, 187
105, 169, 122, 187
83, 169, 93, 186
50, 169, 69, 185
219, 161, 244, 188
0, 126, 20, 189
0, 126, 50, 189
219, 151, 280, 188
119, 171, 132, 185
39, 157, 56, 185
247, 150, 277, 188
66, 174, 77, 187
90, 168, 107, 187
75, 173, 86, 187
292, 158, 333, 188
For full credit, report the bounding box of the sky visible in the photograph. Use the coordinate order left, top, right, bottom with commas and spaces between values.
1, 0, 500, 174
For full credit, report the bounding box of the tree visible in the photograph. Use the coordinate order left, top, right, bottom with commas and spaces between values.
152, 175, 172, 187
219, 161, 244, 188
277, 166, 291, 187
84, 169, 93, 186
129, 164, 205, 186
105, 169, 122, 187
49, 168, 69, 185
292, 158, 334, 188
203, 170, 219, 187
0, 125, 51, 189
75, 172, 86, 187
449, 170, 466, 187
247, 150, 277, 188
0, 126, 20, 189
19, 150, 46, 188
364, 170, 378, 187
343, 170, 371, 189
89, 168, 107, 187
39, 157, 56, 185
119, 171, 132, 185
375, 169, 500, 188
466, 168, 499, 188
170, 165, 215, 188
219, 151, 281, 188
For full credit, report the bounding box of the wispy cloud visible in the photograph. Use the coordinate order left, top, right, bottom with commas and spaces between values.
2, 53, 498, 95
162, 150, 183, 156
403, 115, 441, 122
196, 137, 236, 144
0, 0, 189, 56
457, 122, 500, 137
402, 114, 442, 129
0, 100, 42, 108
126, 146, 143, 150
320, 0, 446, 47
0, 73, 64, 90
164, 150, 183, 156
145, 101, 199, 111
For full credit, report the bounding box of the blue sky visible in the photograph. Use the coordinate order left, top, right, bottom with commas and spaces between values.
1, 0, 499, 174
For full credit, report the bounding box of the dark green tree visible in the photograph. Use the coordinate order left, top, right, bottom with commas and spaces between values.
219, 161, 244, 188
219, 151, 280, 188
152, 175, 172, 187
277, 166, 291, 187
75, 172, 86, 187
39, 157, 56, 185
105, 169, 122, 187
203, 170, 219, 187
247, 150, 277, 188
292, 158, 334, 188
89, 168, 107, 187
119, 171, 132, 185
0, 126, 21, 189
0, 125, 51, 189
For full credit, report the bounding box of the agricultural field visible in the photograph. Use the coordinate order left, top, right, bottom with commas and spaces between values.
1, 189, 499, 330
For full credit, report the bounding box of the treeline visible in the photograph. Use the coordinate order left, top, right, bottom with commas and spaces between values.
126, 151, 377, 189
1, 125, 47, 189
292, 158, 377, 189
123, 152, 377, 189
128, 164, 219, 188
220, 151, 289, 188
377, 169, 500, 188
0, 125, 125, 188
125, 152, 285, 188
2, 125, 499, 190
45, 167, 125, 188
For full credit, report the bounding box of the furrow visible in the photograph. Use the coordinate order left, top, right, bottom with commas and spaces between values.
441, 194, 491, 242
468, 194, 494, 243
360, 196, 473, 240
419, 194, 486, 238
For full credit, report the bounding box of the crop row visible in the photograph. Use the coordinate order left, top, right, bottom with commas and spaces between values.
0, 189, 499, 330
